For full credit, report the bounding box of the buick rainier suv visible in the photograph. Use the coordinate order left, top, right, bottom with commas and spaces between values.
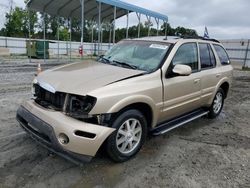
17, 36, 233, 163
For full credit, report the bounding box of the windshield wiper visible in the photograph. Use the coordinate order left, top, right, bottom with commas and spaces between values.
99, 56, 111, 64
99, 57, 138, 70
112, 60, 138, 70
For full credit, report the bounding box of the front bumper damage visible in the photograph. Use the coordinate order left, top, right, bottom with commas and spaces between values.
16, 100, 115, 164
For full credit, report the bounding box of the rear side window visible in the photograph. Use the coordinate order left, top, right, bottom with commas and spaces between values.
172, 43, 198, 71
213, 44, 230, 65
209, 45, 216, 66
199, 43, 216, 69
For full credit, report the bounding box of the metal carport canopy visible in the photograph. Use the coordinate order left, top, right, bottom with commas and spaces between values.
27, 0, 168, 22
26, 0, 168, 62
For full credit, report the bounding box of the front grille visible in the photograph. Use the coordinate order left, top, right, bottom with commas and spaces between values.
34, 84, 66, 111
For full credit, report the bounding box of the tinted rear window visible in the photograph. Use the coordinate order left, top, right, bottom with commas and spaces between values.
213, 44, 230, 65
199, 43, 216, 69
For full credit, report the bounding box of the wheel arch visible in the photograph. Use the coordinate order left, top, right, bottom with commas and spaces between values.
107, 96, 158, 128
207, 78, 230, 106
219, 82, 230, 98
116, 102, 154, 130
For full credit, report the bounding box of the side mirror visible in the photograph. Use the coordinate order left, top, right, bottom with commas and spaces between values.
221, 60, 230, 65
172, 64, 192, 76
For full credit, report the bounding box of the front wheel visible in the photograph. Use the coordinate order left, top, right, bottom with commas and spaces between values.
208, 88, 225, 118
106, 109, 147, 162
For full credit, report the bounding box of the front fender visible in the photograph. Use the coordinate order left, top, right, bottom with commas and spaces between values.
107, 95, 159, 127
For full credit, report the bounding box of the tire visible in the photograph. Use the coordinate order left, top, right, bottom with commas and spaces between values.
208, 88, 225, 118
106, 109, 147, 162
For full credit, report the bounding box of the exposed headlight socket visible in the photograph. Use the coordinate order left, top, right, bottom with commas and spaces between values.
66, 95, 97, 119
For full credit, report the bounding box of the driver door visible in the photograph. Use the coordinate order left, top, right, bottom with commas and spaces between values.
159, 42, 202, 123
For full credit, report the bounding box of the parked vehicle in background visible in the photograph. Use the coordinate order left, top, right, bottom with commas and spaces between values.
16, 36, 233, 163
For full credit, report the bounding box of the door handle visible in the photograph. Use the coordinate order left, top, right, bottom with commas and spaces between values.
216, 74, 221, 78
194, 79, 200, 84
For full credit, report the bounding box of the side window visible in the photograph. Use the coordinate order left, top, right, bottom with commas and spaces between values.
213, 44, 230, 65
172, 43, 198, 71
199, 43, 216, 69
208, 44, 216, 67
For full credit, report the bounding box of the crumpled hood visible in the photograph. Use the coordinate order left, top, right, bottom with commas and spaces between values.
36, 60, 145, 95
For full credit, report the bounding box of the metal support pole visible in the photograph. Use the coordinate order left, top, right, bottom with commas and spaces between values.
136, 13, 141, 38
66, 19, 68, 57
243, 39, 250, 68
69, 18, 72, 62
98, 2, 101, 55
5, 36, 7, 48
43, 12, 46, 63
126, 11, 129, 39
155, 18, 159, 36
91, 23, 94, 54
113, 6, 116, 44
28, 9, 31, 63
109, 23, 112, 49
81, 0, 84, 59
165, 21, 168, 39
57, 17, 60, 61
101, 24, 103, 53
147, 16, 151, 37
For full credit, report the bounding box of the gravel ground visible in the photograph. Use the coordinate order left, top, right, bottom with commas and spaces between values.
0, 58, 249, 188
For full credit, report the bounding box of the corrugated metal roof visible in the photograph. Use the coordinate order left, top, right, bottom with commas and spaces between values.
27, 0, 168, 22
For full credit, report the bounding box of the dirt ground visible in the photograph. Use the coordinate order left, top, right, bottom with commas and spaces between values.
0, 58, 249, 188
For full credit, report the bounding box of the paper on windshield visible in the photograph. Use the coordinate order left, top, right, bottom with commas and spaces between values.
149, 44, 169, 50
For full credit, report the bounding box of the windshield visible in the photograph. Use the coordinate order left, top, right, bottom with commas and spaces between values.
99, 40, 170, 72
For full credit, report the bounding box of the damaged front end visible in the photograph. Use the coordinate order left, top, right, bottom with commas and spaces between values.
16, 82, 116, 163
32, 83, 114, 126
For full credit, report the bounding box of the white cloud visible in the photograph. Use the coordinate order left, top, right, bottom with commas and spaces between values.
120, 0, 250, 39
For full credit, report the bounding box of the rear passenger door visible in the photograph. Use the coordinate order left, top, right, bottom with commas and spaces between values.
199, 43, 220, 106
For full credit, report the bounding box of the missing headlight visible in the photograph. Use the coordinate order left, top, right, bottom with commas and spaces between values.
66, 95, 96, 119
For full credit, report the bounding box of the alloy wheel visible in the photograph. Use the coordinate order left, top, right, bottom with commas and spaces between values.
116, 118, 142, 154
213, 92, 223, 114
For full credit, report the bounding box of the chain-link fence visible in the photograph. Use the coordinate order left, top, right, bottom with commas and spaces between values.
0, 36, 113, 58
220, 39, 250, 67
1, 36, 249, 67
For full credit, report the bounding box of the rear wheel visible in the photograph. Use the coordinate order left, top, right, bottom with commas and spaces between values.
106, 109, 147, 162
208, 88, 225, 118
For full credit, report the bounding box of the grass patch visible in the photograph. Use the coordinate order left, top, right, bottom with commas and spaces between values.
242, 66, 250, 71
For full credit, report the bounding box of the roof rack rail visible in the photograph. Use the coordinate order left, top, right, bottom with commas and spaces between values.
180, 35, 220, 43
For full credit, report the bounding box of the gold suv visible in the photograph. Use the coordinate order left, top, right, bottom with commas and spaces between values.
16, 37, 233, 163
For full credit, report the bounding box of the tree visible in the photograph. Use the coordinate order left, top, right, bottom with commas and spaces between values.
3, 6, 37, 38
70, 18, 81, 42
161, 23, 198, 37
59, 28, 69, 41
24, 0, 37, 37
4, 7, 25, 37
37, 14, 49, 38
0, 28, 6, 36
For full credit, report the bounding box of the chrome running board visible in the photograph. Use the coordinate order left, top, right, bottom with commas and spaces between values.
152, 109, 209, 136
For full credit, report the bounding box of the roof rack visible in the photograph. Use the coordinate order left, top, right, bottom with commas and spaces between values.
180, 35, 220, 43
